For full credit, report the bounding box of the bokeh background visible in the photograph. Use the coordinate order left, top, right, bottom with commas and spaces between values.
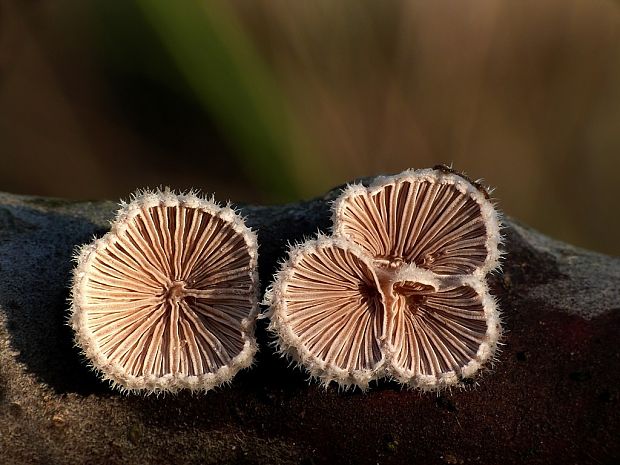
1, 0, 619, 255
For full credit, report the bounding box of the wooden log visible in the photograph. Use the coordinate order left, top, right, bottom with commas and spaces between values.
0, 183, 618, 465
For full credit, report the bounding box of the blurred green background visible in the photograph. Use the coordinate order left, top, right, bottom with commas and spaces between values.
0, 0, 619, 255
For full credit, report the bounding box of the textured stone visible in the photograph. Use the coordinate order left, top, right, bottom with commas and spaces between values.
0, 184, 618, 465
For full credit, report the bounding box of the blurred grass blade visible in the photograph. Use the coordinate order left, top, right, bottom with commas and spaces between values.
134, 0, 308, 201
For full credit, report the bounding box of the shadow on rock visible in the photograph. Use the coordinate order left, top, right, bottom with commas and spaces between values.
0, 204, 111, 395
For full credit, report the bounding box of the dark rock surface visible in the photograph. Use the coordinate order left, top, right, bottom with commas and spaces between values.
0, 185, 618, 465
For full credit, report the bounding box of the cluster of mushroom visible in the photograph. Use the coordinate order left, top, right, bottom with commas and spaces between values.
70, 167, 503, 393
266, 168, 502, 390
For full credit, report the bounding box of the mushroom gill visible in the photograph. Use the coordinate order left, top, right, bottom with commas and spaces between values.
70, 189, 258, 393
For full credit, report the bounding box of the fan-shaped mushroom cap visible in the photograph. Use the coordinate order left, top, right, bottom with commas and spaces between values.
332, 168, 502, 277
386, 273, 500, 389
266, 237, 387, 389
70, 189, 258, 393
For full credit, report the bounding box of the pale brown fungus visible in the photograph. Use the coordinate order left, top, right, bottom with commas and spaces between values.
266, 168, 503, 390
70, 189, 258, 393
332, 168, 502, 277
267, 238, 386, 387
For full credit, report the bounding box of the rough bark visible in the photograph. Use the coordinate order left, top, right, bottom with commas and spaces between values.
0, 183, 618, 465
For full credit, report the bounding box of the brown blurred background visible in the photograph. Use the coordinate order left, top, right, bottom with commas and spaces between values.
0, 0, 619, 255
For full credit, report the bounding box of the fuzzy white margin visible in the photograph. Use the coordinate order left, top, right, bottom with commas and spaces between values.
331, 167, 504, 279
69, 188, 259, 394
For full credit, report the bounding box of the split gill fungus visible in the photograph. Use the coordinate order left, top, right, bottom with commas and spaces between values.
265, 167, 503, 390
70, 189, 259, 393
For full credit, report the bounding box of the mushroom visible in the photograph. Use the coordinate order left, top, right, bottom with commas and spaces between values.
266, 167, 503, 390
332, 167, 502, 277
266, 236, 386, 388
70, 189, 259, 393
386, 272, 500, 389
